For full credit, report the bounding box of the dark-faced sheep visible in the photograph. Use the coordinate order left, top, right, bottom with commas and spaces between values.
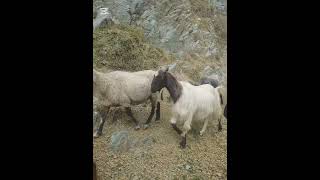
93, 69, 161, 138
151, 68, 224, 148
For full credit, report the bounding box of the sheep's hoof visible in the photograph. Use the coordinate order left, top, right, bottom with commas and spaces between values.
93, 132, 101, 138
143, 124, 149, 129
199, 131, 204, 136
180, 141, 186, 149
218, 125, 222, 132
155, 118, 160, 123
134, 125, 141, 130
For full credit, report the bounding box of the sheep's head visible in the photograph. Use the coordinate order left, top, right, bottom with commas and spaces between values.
151, 67, 169, 93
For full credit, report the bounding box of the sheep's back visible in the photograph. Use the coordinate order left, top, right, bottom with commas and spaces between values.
179, 82, 223, 120
122, 75, 153, 104
95, 70, 155, 106
173, 82, 216, 119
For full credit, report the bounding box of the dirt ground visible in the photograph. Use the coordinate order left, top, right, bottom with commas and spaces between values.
93, 96, 227, 180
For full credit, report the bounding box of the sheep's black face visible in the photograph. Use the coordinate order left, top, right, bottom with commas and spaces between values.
151, 70, 166, 93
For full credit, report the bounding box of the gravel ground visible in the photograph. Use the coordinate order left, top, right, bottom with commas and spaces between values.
93, 98, 227, 180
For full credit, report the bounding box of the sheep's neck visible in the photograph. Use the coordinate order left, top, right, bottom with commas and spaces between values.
165, 73, 182, 103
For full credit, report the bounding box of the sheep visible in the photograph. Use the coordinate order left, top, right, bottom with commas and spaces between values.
161, 76, 227, 118
93, 69, 161, 138
151, 67, 224, 148
199, 77, 227, 119
161, 77, 220, 100
160, 80, 198, 102
224, 103, 227, 118
199, 77, 220, 88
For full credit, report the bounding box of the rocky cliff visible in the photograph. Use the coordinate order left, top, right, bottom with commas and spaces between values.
93, 0, 227, 83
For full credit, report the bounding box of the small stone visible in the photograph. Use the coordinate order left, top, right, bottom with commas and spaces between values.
111, 131, 131, 152
135, 125, 141, 130
143, 124, 149, 129
185, 165, 191, 170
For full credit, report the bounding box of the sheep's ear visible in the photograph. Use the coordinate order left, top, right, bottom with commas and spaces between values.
165, 66, 169, 72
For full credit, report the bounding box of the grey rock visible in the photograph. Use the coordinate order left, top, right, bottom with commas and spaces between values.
199, 65, 225, 83
142, 137, 155, 146
93, 0, 227, 60
168, 63, 177, 72
93, 7, 114, 30
143, 124, 149, 129
185, 164, 191, 170
110, 131, 155, 153
92, 0, 227, 100
201, 66, 215, 78
111, 131, 130, 152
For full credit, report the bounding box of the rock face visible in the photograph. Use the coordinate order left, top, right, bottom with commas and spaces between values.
93, 0, 227, 61
93, 0, 227, 88
200, 65, 223, 83
93, 7, 115, 30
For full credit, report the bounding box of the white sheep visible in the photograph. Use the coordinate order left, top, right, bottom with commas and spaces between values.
151, 67, 224, 148
199, 77, 227, 119
93, 69, 161, 138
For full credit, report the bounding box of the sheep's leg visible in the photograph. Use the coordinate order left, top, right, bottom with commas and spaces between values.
94, 106, 110, 138
155, 102, 160, 121
218, 117, 222, 131
224, 104, 227, 119
144, 97, 156, 129
180, 134, 187, 149
125, 107, 140, 130
170, 116, 182, 135
171, 123, 182, 135
180, 115, 192, 149
200, 118, 209, 136
93, 161, 97, 180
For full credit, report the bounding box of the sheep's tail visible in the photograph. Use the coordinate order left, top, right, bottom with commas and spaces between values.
216, 86, 224, 105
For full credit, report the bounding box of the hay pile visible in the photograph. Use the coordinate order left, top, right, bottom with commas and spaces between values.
93, 25, 174, 71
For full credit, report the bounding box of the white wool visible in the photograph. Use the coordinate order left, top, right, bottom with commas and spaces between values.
93, 69, 160, 136
94, 70, 158, 107
170, 81, 223, 136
